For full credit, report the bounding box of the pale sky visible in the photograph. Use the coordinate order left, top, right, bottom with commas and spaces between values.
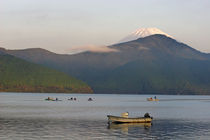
0, 0, 210, 54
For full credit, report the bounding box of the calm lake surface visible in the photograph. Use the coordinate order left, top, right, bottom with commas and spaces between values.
0, 93, 210, 139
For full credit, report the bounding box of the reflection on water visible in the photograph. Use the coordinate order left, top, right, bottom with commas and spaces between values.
1, 118, 210, 140
1, 93, 210, 139
108, 122, 152, 134
0, 118, 109, 140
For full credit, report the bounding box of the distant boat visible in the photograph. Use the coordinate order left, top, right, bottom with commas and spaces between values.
107, 112, 153, 123
147, 98, 159, 101
45, 97, 55, 101
45, 97, 62, 101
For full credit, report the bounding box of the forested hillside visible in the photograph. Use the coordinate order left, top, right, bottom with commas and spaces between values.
0, 54, 92, 93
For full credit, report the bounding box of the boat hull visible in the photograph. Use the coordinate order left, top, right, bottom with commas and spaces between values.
147, 98, 159, 101
107, 115, 152, 123
108, 122, 152, 130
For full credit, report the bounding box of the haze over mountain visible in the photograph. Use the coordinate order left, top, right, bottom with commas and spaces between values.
2, 28, 210, 94
0, 50, 92, 93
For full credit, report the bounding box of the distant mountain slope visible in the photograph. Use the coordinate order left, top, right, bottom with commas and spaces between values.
3, 34, 210, 94
91, 57, 210, 94
0, 53, 92, 93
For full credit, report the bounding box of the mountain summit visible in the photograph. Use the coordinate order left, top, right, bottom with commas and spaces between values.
119, 27, 173, 43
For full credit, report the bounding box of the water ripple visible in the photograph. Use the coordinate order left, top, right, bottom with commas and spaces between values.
1, 117, 210, 139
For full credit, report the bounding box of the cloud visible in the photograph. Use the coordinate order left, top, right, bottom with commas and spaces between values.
68, 45, 119, 54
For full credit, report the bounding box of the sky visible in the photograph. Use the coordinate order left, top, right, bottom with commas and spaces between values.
0, 0, 210, 54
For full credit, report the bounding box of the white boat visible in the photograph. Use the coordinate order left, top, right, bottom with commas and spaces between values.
107, 113, 153, 123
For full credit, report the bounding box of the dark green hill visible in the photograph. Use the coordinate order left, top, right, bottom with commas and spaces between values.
0, 54, 92, 93
91, 57, 210, 94
3, 35, 210, 94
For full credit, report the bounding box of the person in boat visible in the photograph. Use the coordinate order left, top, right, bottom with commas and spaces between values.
46, 97, 53, 100
154, 96, 157, 99
74, 98, 77, 101
144, 113, 151, 118
121, 112, 129, 118
56, 98, 58, 101
88, 98, 93, 101
68, 97, 73, 100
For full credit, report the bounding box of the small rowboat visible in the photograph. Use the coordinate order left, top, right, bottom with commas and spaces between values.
45, 98, 62, 101
45, 98, 55, 101
107, 113, 153, 123
147, 98, 159, 101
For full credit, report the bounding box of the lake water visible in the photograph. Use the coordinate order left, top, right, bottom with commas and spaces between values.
0, 93, 210, 139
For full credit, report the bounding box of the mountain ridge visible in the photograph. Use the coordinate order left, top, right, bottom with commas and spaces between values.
2, 34, 210, 94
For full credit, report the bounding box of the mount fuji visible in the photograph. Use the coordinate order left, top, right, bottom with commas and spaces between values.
119, 27, 173, 43
2, 28, 210, 94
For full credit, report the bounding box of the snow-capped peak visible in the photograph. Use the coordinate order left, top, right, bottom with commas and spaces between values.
119, 27, 173, 43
